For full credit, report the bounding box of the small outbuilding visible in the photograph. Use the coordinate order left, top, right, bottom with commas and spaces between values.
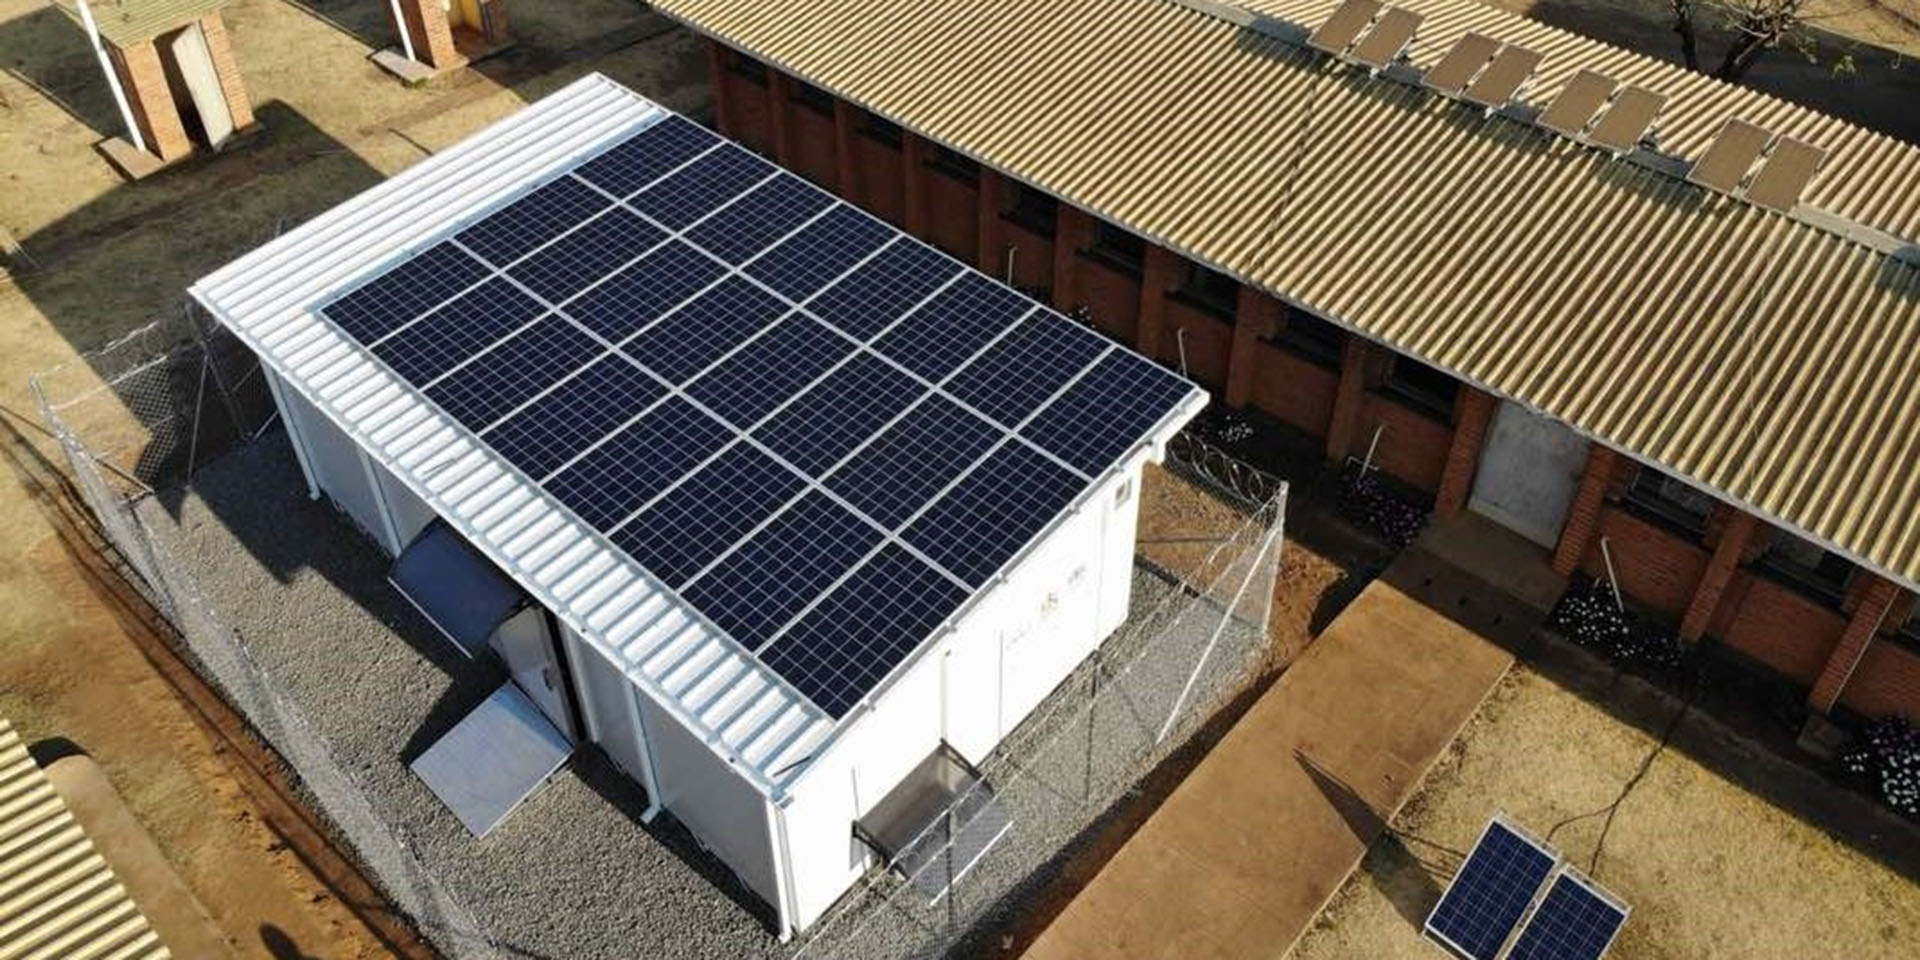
379, 0, 512, 80
190, 74, 1203, 936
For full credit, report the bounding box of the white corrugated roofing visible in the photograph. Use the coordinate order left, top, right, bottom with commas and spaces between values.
190, 76, 834, 796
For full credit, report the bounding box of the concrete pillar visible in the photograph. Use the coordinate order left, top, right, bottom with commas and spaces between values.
1134, 245, 1178, 359
1052, 205, 1087, 313
1552, 444, 1620, 577
107, 40, 191, 161
1678, 509, 1758, 642
977, 168, 1005, 275
198, 14, 254, 133
1225, 286, 1280, 408
393, 0, 461, 69
1326, 337, 1371, 465
832, 99, 858, 199
707, 41, 734, 137
902, 132, 928, 236
1434, 388, 1497, 518
767, 71, 795, 167
1808, 575, 1902, 714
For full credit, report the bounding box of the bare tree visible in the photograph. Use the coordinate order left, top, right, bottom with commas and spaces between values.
1668, 0, 1825, 82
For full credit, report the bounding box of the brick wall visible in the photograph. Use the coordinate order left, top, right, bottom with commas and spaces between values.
783, 99, 838, 187
1714, 573, 1848, 684
845, 129, 904, 224
1839, 641, 1920, 719
1075, 257, 1143, 344
1355, 393, 1452, 493
920, 167, 979, 260
1581, 507, 1708, 618
198, 14, 254, 133
1250, 344, 1338, 438
1001, 219, 1055, 297
1160, 300, 1232, 390
107, 40, 191, 161
717, 66, 773, 155
394, 0, 460, 69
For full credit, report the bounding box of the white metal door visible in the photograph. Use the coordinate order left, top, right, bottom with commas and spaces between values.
491, 607, 577, 740
1468, 402, 1590, 548
167, 23, 233, 147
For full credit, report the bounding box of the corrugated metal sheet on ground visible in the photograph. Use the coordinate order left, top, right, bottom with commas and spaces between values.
652, 0, 1920, 591
0, 719, 170, 960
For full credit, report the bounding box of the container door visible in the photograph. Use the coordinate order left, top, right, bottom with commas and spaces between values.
491, 608, 578, 741
1469, 401, 1590, 548
166, 23, 234, 147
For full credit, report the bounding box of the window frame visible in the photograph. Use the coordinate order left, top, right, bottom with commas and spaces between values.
1171, 261, 1240, 321
727, 50, 769, 85
1377, 355, 1460, 424
1893, 605, 1920, 654
790, 80, 834, 114
1083, 221, 1144, 277
924, 144, 980, 183
1270, 308, 1347, 370
1752, 534, 1857, 609
861, 110, 902, 147
1002, 181, 1058, 237
1618, 465, 1715, 542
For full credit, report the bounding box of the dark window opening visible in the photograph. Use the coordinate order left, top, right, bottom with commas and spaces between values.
926, 145, 979, 182
1272, 308, 1346, 370
728, 50, 768, 85
791, 80, 834, 114
1619, 465, 1714, 541
862, 111, 902, 147
1003, 181, 1058, 236
1379, 355, 1459, 422
1754, 533, 1856, 609
1173, 261, 1240, 319
1895, 606, 1920, 654
1084, 221, 1143, 276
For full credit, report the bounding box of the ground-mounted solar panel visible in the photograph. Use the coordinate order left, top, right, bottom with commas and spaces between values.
371, 278, 544, 384
753, 352, 923, 474
611, 442, 808, 587
826, 395, 1002, 530
542, 397, 732, 527
322, 242, 493, 343
686, 315, 854, 429
761, 544, 971, 718
806, 239, 962, 340
746, 206, 896, 300
506, 207, 666, 303
622, 276, 789, 384
681, 492, 886, 648
1424, 816, 1558, 960
874, 273, 1034, 382
481, 354, 668, 478
687, 174, 836, 264
1024, 351, 1196, 475
904, 442, 1088, 587
455, 176, 611, 266
563, 241, 729, 343
425, 316, 607, 432
629, 147, 775, 229
1506, 869, 1628, 960
574, 115, 719, 198
945, 310, 1111, 429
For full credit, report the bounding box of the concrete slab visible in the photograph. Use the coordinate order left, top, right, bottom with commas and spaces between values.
1022, 548, 1529, 960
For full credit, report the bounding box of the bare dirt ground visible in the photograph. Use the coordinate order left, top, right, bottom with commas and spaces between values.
1291, 662, 1920, 959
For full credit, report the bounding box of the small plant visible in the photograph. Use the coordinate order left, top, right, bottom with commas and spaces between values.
1336, 467, 1426, 548
1548, 579, 1684, 672
1840, 715, 1920, 817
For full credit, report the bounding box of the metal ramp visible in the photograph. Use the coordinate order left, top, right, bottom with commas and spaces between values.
856, 745, 1012, 903
411, 682, 573, 837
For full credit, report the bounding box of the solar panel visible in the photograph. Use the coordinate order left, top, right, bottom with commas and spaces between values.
1462, 45, 1542, 109
508, 207, 666, 303
630, 147, 775, 229
827, 395, 1003, 530
455, 176, 611, 266
807, 239, 963, 340
1424, 32, 1501, 95
761, 545, 971, 717
322, 242, 492, 342
564, 241, 729, 343
482, 354, 668, 477
747, 206, 896, 300
687, 174, 837, 264
1307, 0, 1383, 55
753, 352, 923, 474
575, 115, 719, 198
687, 315, 855, 428
1349, 7, 1422, 70
1506, 869, 1629, 960
1024, 351, 1194, 475
1586, 86, 1665, 153
425, 316, 607, 432
874, 273, 1034, 382
371, 278, 544, 384
944, 310, 1110, 428
1424, 817, 1557, 960
1688, 119, 1772, 192
612, 442, 808, 587
544, 397, 734, 527
620, 276, 790, 384
681, 492, 886, 648
904, 442, 1088, 586
1537, 70, 1618, 137
1745, 135, 1825, 211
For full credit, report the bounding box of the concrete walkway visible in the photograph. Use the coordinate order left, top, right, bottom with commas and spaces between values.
1022, 518, 1552, 960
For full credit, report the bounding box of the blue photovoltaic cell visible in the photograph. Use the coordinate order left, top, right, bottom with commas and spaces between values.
322, 242, 492, 343
745, 206, 894, 300
904, 442, 1088, 586
1506, 873, 1627, 960
827, 395, 1002, 530
874, 273, 1034, 382
371, 278, 543, 384
681, 492, 885, 648
483, 354, 669, 478
806, 240, 960, 340
630, 147, 774, 229
761, 545, 970, 718
455, 176, 610, 266
1024, 351, 1196, 475
544, 397, 733, 528
945, 311, 1110, 428
686, 174, 836, 264
612, 443, 807, 587
686, 315, 853, 428
564, 242, 728, 343
622, 276, 789, 384
508, 207, 666, 304
1425, 820, 1557, 960
574, 116, 719, 198
753, 352, 922, 474
426, 315, 605, 432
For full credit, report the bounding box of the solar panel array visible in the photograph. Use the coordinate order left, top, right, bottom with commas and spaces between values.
1505, 870, 1628, 960
1425, 816, 1631, 960
317, 114, 1201, 720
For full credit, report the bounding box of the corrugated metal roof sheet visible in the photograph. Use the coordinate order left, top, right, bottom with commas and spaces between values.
653, 0, 1920, 592
54, 0, 231, 47
190, 76, 837, 797
0, 719, 171, 960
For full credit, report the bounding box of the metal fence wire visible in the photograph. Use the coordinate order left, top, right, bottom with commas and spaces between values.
32, 314, 1288, 960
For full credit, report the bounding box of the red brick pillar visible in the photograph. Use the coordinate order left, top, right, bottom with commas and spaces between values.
1808, 574, 1902, 714
107, 40, 191, 161
1678, 509, 1758, 642
1434, 388, 1497, 518
831, 100, 858, 200
767, 72, 795, 167
1552, 444, 1619, 577
902, 132, 928, 236
707, 41, 734, 137
1052, 205, 1087, 313
1325, 337, 1371, 465
196, 14, 255, 133
394, 0, 461, 69
1134, 246, 1178, 359
1225, 286, 1280, 408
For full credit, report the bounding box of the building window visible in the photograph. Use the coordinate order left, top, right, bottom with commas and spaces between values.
1272, 308, 1346, 370
1174, 261, 1240, 319
1003, 181, 1057, 236
862, 110, 901, 147
790, 80, 834, 114
1620, 465, 1714, 540
1754, 533, 1856, 608
1379, 355, 1459, 422
728, 50, 768, 85
1084, 221, 1144, 276
926, 144, 979, 182
1895, 605, 1920, 653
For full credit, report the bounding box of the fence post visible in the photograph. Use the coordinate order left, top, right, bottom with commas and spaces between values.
187, 303, 250, 441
